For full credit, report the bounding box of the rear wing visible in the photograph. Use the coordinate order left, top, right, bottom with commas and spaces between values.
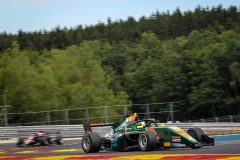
83, 124, 92, 133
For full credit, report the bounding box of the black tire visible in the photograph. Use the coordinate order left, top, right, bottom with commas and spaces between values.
47, 137, 51, 144
55, 135, 63, 145
38, 137, 48, 146
16, 138, 24, 147
138, 130, 157, 151
187, 127, 204, 142
82, 132, 101, 153
114, 134, 128, 152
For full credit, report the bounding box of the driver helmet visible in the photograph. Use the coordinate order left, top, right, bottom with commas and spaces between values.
127, 113, 139, 122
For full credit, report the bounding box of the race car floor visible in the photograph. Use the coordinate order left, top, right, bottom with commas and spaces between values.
0, 134, 239, 160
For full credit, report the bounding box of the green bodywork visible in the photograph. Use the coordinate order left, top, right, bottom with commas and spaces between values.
108, 120, 198, 150
154, 127, 198, 144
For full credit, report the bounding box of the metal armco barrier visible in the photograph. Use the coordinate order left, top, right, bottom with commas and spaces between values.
0, 123, 240, 139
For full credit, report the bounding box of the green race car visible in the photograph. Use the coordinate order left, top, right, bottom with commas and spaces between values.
81, 115, 214, 153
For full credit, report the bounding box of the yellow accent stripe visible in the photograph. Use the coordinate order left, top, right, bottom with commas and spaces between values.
111, 154, 183, 160
31, 155, 85, 160
16, 150, 36, 154
1, 153, 240, 160
218, 156, 240, 160
50, 149, 82, 153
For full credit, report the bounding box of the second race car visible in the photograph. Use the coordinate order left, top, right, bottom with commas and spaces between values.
16, 130, 63, 147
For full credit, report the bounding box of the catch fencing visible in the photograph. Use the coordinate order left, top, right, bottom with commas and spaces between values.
0, 123, 240, 140
0, 102, 183, 126
1, 102, 240, 127
188, 114, 240, 123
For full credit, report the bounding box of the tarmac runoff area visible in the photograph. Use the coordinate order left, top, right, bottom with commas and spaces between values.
0, 134, 239, 160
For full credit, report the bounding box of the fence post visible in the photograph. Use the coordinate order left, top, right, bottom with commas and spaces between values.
4, 106, 8, 126
146, 104, 150, 119
0, 105, 11, 126
169, 102, 174, 122
85, 108, 89, 123
124, 105, 128, 115
104, 106, 108, 124
228, 115, 233, 122
46, 111, 51, 125
4, 113, 8, 126
122, 105, 127, 121
64, 109, 69, 125
214, 117, 219, 122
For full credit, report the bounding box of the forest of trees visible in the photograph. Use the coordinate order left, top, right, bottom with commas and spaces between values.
0, 5, 240, 122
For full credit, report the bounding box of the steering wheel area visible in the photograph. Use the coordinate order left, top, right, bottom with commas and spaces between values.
131, 119, 157, 128
143, 119, 157, 127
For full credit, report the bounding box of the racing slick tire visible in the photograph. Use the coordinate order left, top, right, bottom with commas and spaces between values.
115, 134, 128, 152
16, 138, 24, 147
82, 132, 101, 153
38, 137, 49, 146
55, 135, 63, 145
187, 127, 204, 149
138, 130, 157, 151
187, 127, 204, 142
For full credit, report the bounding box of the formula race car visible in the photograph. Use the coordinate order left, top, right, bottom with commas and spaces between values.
81, 113, 214, 153
17, 131, 63, 147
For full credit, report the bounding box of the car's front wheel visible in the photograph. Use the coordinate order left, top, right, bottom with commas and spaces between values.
138, 130, 157, 151
187, 127, 204, 149
187, 127, 204, 142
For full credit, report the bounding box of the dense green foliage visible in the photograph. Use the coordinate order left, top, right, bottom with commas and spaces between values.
0, 43, 129, 123
0, 5, 239, 52
0, 6, 240, 122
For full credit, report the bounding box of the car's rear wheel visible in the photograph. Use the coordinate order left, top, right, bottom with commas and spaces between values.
138, 130, 157, 151
82, 132, 101, 153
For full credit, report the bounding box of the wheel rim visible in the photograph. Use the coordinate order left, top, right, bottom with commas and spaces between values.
82, 136, 91, 151
139, 134, 148, 149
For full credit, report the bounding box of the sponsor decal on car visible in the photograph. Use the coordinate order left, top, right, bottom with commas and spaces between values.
172, 136, 181, 142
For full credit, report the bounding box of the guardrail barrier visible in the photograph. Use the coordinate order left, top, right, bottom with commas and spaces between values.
0, 123, 239, 140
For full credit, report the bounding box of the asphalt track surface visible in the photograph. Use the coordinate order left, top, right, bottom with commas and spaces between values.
0, 134, 239, 159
